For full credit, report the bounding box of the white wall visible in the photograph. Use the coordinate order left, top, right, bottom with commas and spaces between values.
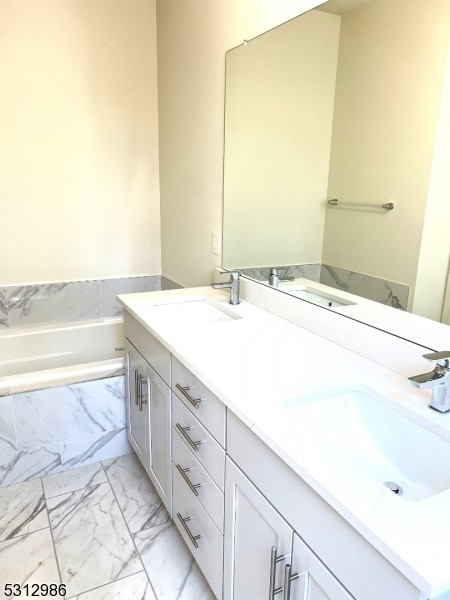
0, 0, 161, 286
413, 42, 450, 321
156, 0, 326, 287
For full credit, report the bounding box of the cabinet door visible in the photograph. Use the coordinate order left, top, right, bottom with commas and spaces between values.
125, 340, 148, 466
291, 534, 354, 600
146, 362, 172, 514
224, 457, 293, 600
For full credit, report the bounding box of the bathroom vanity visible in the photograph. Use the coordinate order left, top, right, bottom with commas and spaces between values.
118, 282, 450, 600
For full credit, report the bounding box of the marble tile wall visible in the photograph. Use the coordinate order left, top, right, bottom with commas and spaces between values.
0, 289, 7, 330
320, 264, 409, 310
240, 264, 321, 284
239, 263, 409, 309
0, 275, 181, 330
0, 375, 132, 488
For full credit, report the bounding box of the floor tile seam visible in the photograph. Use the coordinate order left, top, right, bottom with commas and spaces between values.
43, 475, 67, 589
43, 477, 107, 501
101, 457, 173, 533
0, 477, 47, 541
0, 523, 51, 544
101, 458, 159, 600
46, 461, 143, 599
64, 568, 149, 600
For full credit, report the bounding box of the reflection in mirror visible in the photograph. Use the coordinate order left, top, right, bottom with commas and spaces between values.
222, 0, 450, 324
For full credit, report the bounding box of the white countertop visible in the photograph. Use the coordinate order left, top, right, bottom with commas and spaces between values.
118, 286, 450, 599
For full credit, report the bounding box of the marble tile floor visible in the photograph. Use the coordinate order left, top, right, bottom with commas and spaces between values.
0, 453, 215, 600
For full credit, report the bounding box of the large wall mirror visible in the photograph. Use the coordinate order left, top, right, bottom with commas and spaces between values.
222, 0, 450, 333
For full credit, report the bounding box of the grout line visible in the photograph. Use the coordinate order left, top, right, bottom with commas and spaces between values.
42, 463, 108, 501
101, 456, 160, 600
1, 525, 50, 543
42, 473, 65, 591
64, 569, 150, 600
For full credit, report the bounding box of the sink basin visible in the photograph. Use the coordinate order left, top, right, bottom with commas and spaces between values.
281, 285, 355, 308
152, 298, 240, 325
284, 388, 450, 501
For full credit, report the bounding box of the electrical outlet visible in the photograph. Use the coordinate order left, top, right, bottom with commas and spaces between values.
212, 231, 221, 255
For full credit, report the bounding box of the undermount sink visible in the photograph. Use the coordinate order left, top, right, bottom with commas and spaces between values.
280, 285, 355, 308
283, 387, 450, 501
152, 298, 240, 325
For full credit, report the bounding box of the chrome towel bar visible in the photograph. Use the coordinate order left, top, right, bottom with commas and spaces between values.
327, 198, 394, 211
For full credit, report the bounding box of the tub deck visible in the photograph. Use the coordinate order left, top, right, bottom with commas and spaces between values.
0, 318, 125, 394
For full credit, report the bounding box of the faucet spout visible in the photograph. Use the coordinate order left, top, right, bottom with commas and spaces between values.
268, 268, 294, 288
408, 351, 450, 412
211, 271, 240, 305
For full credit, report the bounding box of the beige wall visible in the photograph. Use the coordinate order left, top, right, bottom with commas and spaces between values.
222, 11, 340, 269
157, 0, 325, 287
414, 42, 450, 321
0, 0, 161, 286
322, 0, 450, 305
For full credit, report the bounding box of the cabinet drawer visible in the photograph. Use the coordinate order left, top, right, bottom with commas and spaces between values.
173, 430, 224, 533
124, 312, 171, 385
172, 463, 223, 599
172, 394, 225, 492
172, 356, 226, 447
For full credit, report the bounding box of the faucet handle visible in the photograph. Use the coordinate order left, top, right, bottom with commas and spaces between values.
220, 270, 239, 280
423, 351, 450, 366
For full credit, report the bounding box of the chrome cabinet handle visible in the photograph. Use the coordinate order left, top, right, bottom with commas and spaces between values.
175, 383, 203, 409
177, 512, 202, 549
134, 369, 139, 405
282, 564, 299, 600
176, 463, 201, 496
269, 546, 288, 599
175, 422, 203, 453
138, 375, 148, 412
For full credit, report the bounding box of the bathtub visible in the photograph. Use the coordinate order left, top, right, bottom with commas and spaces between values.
0, 317, 125, 395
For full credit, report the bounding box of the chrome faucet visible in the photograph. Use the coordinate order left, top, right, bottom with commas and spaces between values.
211, 271, 240, 305
268, 268, 294, 288
408, 351, 450, 413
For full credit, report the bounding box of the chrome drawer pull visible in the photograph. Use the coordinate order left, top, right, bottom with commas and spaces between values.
175, 383, 203, 409
176, 463, 201, 496
175, 423, 203, 453
269, 546, 288, 599
177, 512, 202, 549
134, 369, 140, 405
282, 564, 300, 600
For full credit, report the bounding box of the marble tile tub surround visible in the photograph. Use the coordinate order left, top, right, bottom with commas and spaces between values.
0, 275, 181, 330
239, 263, 409, 309
0, 375, 133, 489
0, 454, 214, 600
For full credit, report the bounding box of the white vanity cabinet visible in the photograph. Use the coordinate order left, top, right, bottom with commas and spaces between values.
226, 411, 423, 600
224, 457, 296, 600
171, 356, 226, 599
124, 313, 172, 514
291, 534, 354, 600
125, 339, 148, 466
119, 295, 435, 600
224, 457, 354, 600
